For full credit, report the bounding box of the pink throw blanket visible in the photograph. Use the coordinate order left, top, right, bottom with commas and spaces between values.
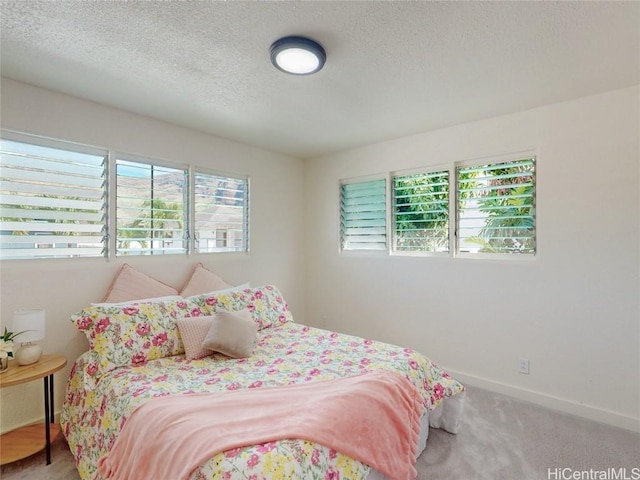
98, 370, 422, 480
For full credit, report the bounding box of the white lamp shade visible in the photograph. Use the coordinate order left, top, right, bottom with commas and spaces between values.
13, 309, 46, 343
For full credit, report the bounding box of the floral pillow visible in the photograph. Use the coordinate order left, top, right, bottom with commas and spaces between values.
71, 298, 203, 389
188, 285, 293, 331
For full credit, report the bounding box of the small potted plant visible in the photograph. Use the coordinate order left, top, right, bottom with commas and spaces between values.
0, 327, 27, 372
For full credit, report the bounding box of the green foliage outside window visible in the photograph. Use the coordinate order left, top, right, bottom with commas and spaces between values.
392, 158, 535, 255
457, 159, 535, 254
117, 198, 184, 253
393, 170, 449, 252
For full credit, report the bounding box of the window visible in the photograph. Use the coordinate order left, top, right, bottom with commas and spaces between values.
341, 155, 536, 258
194, 172, 248, 253
340, 178, 386, 251
0, 135, 107, 259
392, 170, 449, 253
116, 159, 187, 256
457, 158, 535, 255
1, 132, 251, 260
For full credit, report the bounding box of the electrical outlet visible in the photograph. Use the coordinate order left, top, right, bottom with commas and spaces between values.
518, 358, 530, 374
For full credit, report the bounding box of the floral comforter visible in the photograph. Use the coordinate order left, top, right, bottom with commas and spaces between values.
62, 322, 464, 480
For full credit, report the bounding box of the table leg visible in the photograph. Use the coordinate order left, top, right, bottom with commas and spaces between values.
49, 373, 54, 424
43, 376, 51, 465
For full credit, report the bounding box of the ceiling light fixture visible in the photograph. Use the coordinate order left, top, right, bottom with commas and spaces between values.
270, 36, 326, 75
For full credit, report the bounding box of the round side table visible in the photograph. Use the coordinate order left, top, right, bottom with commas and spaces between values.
0, 354, 67, 466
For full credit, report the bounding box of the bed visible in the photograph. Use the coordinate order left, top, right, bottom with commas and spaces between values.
61, 284, 465, 480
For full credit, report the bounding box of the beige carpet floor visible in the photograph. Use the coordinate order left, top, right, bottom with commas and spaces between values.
2, 386, 638, 480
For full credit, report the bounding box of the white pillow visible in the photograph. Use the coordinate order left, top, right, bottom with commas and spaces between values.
185, 283, 250, 300
91, 295, 183, 307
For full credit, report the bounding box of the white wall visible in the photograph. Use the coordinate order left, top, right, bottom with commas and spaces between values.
2, 79, 638, 435
304, 86, 640, 431
0, 79, 306, 433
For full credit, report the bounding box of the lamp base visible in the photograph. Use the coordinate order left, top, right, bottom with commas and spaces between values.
15, 344, 43, 366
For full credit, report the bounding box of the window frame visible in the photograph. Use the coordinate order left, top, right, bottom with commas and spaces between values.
390, 164, 452, 257
454, 153, 536, 260
0, 130, 109, 260
0, 130, 252, 261
338, 174, 388, 254
191, 167, 250, 254
113, 153, 189, 257
340, 153, 537, 261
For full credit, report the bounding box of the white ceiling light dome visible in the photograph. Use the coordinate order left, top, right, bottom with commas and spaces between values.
270, 36, 326, 75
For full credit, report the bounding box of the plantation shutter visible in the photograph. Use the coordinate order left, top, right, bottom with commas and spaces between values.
457, 158, 535, 254
116, 159, 187, 255
340, 179, 386, 251
393, 170, 449, 252
0, 137, 107, 259
194, 172, 249, 253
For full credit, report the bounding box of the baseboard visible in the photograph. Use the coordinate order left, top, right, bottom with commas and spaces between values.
0, 410, 62, 436
446, 368, 640, 433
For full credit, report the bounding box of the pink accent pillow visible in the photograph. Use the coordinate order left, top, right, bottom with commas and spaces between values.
180, 263, 232, 297
103, 264, 178, 303
176, 316, 216, 360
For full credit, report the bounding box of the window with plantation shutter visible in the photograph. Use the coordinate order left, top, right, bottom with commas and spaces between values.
457, 157, 535, 255
392, 170, 449, 253
0, 135, 107, 259
194, 171, 248, 253
340, 178, 386, 251
116, 159, 187, 256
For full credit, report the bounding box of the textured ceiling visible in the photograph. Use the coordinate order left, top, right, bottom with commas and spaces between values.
1, 1, 639, 159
